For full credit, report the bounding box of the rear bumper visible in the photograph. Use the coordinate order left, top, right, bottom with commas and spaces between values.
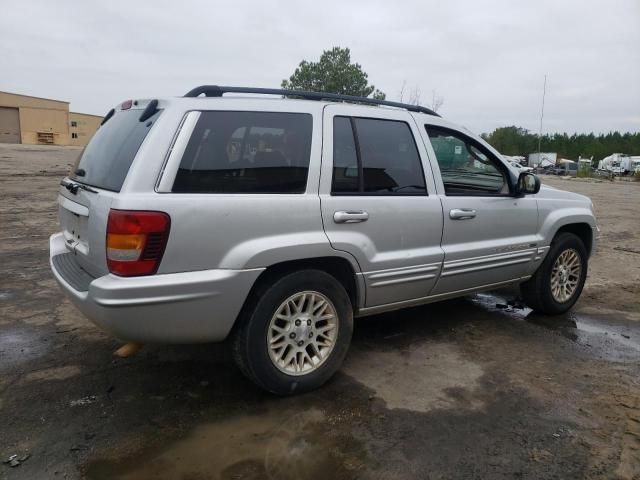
49, 233, 263, 343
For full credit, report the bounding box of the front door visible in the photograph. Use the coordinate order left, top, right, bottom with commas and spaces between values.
423, 125, 539, 295
319, 105, 444, 308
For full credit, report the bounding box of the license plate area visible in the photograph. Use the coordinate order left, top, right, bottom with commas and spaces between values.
58, 196, 89, 255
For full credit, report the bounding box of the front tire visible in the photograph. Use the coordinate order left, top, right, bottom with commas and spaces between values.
232, 270, 353, 395
521, 232, 588, 314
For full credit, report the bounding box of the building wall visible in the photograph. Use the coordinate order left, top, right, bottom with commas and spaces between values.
69, 112, 102, 147
19, 107, 70, 145
0, 91, 70, 146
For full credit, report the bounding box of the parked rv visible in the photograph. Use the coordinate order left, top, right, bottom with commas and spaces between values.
598, 153, 636, 176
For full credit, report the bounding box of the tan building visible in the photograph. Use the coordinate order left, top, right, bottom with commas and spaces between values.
0, 91, 101, 146
69, 112, 102, 147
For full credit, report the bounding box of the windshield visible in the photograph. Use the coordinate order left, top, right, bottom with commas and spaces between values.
72, 108, 161, 191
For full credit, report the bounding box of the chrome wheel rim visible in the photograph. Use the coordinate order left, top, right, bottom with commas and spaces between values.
550, 248, 582, 303
267, 291, 339, 376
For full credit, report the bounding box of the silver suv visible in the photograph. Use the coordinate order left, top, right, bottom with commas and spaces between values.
50, 86, 597, 394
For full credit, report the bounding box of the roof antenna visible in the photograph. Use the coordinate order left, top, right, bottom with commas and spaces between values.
537, 74, 547, 159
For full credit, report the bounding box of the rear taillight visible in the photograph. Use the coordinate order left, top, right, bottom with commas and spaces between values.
106, 210, 171, 276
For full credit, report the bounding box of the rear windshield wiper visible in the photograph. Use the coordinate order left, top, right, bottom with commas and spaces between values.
60, 178, 98, 195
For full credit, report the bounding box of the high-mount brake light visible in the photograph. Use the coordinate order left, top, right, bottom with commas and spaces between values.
106, 210, 170, 276
121, 100, 133, 110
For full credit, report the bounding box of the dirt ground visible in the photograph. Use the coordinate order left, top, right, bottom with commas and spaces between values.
1, 144, 639, 480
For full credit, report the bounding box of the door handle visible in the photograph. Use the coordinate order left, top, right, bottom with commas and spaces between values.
334, 210, 369, 224
449, 208, 476, 220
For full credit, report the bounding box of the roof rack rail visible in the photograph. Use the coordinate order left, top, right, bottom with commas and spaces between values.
183, 85, 440, 117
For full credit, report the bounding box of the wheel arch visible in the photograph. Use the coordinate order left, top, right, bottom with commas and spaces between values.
235, 256, 363, 328
554, 222, 594, 256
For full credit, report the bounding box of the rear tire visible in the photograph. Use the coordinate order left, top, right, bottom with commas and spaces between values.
521, 232, 588, 315
232, 269, 353, 395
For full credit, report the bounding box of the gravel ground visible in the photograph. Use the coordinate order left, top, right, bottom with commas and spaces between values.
0, 144, 639, 479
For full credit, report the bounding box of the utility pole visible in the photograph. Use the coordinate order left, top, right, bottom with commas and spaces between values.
537, 75, 547, 157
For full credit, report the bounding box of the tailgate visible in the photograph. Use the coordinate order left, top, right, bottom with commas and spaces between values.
55, 103, 162, 277
58, 187, 116, 278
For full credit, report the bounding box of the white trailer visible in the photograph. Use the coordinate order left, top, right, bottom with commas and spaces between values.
528, 152, 557, 167
598, 153, 635, 175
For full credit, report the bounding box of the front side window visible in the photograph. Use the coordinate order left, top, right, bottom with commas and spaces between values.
173, 111, 313, 193
332, 117, 426, 195
426, 126, 509, 195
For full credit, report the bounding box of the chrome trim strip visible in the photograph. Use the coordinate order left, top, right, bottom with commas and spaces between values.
441, 257, 531, 277
440, 249, 536, 277
443, 249, 535, 269
367, 264, 440, 279
370, 273, 437, 288
534, 246, 550, 261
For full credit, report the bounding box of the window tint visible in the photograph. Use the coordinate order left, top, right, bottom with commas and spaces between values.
331, 117, 426, 195
332, 117, 359, 193
72, 108, 161, 192
426, 127, 508, 195
173, 112, 313, 193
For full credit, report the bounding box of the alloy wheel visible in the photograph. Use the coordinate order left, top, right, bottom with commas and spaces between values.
550, 248, 582, 303
267, 291, 339, 376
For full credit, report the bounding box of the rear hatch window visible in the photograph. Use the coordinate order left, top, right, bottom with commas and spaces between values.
72, 108, 161, 191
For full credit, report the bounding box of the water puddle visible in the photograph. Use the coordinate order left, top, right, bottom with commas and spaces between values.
0, 291, 15, 301
84, 406, 366, 480
472, 292, 640, 361
344, 343, 485, 412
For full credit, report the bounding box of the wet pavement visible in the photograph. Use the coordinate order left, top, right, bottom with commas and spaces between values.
1, 145, 639, 479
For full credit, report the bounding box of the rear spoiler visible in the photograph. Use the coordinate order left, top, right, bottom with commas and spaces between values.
99, 99, 159, 127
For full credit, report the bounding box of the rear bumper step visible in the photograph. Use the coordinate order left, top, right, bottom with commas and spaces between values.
51, 253, 95, 292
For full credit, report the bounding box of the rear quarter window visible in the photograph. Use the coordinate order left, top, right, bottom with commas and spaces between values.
72, 109, 161, 192
172, 111, 313, 194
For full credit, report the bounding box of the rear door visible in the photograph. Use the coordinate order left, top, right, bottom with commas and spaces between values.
320, 105, 444, 308
422, 124, 539, 294
57, 104, 162, 277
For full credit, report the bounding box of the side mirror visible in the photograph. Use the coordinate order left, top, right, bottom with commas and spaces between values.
516, 172, 540, 195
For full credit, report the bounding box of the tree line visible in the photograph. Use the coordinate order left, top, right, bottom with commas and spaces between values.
481, 127, 640, 162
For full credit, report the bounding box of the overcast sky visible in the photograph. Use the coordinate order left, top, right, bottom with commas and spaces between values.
2, 0, 638, 134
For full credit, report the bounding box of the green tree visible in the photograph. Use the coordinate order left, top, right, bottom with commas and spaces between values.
483, 126, 537, 155
281, 47, 386, 99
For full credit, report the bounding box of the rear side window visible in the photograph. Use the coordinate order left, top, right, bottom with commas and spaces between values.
72, 109, 161, 192
173, 112, 313, 193
332, 117, 426, 195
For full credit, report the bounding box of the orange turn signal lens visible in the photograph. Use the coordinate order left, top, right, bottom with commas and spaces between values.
107, 233, 146, 251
